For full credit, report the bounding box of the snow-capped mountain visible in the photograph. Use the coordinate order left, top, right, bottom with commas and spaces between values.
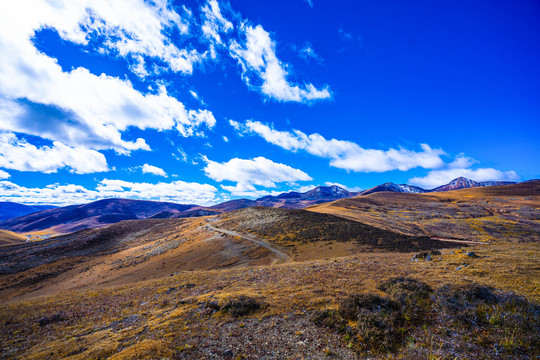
301, 185, 356, 200
360, 177, 517, 196
360, 183, 427, 196
430, 177, 516, 192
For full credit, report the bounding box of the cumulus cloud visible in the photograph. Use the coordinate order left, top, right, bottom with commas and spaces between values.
203, 156, 311, 197
0, 169, 10, 179
142, 164, 167, 177
0, 0, 216, 163
96, 179, 218, 204
233, 120, 445, 172
0, 178, 218, 206
0, 132, 108, 174
409, 167, 520, 189
230, 24, 331, 102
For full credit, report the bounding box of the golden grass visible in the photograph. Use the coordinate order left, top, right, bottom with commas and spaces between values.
1, 239, 538, 359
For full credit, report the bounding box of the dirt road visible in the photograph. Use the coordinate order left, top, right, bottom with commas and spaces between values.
205, 224, 291, 263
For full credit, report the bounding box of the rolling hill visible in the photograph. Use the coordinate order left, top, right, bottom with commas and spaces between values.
0, 229, 26, 247
0, 181, 539, 359
0, 202, 56, 221
0, 185, 359, 233
0, 198, 198, 234
309, 180, 540, 242
0, 204, 463, 301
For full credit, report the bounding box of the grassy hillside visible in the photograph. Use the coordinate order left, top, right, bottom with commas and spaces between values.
215, 206, 461, 259
0, 182, 539, 359
0, 229, 26, 247
0, 240, 538, 359
308, 181, 540, 242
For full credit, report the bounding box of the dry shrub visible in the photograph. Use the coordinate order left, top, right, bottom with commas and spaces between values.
313, 278, 540, 356
38, 311, 67, 327
222, 295, 265, 317
377, 276, 433, 322
436, 284, 540, 355
315, 293, 405, 353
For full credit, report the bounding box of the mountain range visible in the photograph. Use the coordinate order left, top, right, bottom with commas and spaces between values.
359, 177, 516, 195
0, 178, 523, 234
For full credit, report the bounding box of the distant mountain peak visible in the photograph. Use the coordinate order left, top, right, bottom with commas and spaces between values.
302, 185, 354, 200
431, 177, 515, 192
360, 177, 517, 196
360, 183, 426, 196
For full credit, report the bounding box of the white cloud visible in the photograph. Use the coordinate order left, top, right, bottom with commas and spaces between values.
190, 90, 200, 100
299, 42, 322, 62
0, 181, 100, 206
409, 168, 520, 189
201, 0, 233, 44
0, 0, 216, 161
220, 183, 282, 198
173, 147, 188, 162
339, 28, 353, 41
0, 178, 219, 206
234, 120, 446, 172
230, 24, 331, 102
229, 119, 241, 131
96, 179, 218, 204
447, 154, 477, 169
0, 132, 108, 174
0, 169, 10, 179
203, 156, 312, 197
186, 109, 217, 135
26, 0, 196, 74
142, 164, 167, 177
222, 135, 229, 142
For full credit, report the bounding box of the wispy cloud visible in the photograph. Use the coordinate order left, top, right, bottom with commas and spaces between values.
230, 24, 331, 102
338, 28, 353, 42
298, 42, 323, 63
232, 120, 445, 172
201, 0, 234, 45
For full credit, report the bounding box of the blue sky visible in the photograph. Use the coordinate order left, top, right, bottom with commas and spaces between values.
0, 0, 538, 205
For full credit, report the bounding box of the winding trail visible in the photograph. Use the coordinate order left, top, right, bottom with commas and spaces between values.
205, 224, 291, 263
431, 237, 489, 245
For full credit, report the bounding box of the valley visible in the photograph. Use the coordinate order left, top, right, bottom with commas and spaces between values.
0, 180, 539, 359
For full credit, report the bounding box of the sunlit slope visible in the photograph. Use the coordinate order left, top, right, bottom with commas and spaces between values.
0, 205, 465, 301
0, 229, 25, 247
308, 181, 540, 242
0, 217, 280, 300
214, 206, 460, 260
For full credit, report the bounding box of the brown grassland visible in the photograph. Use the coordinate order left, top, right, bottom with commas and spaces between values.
0, 182, 539, 359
